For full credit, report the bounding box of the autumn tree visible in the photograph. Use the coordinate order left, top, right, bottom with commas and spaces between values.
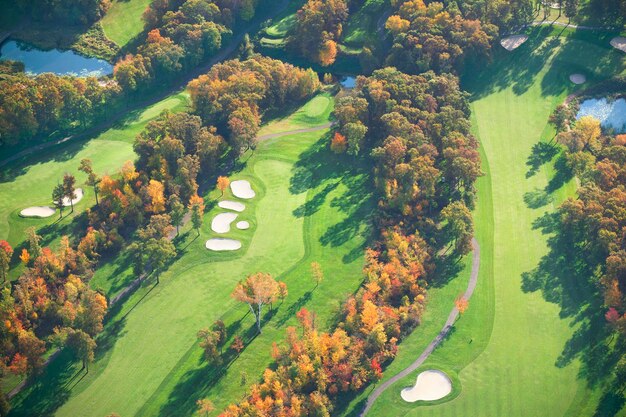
145, 179, 166, 213
196, 398, 215, 417
330, 132, 348, 153
0, 241, 13, 284
455, 295, 469, 314
19, 249, 30, 266
311, 261, 324, 289
217, 176, 230, 197
26, 227, 42, 260
231, 273, 284, 333
52, 184, 65, 219
62, 173, 77, 213
78, 159, 101, 206
189, 194, 205, 236
230, 336, 244, 356
167, 194, 187, 236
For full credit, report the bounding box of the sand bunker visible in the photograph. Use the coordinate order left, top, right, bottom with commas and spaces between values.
569, 73, 586, 84
401, 370, 452, 402
500, 35, 528, 51
62, 188, 84, 206
211, 212, 238, 233
20, 206, 56, 218
230, 180, 255, 199
218, 200, 246, 212
611, 37, 626, 53
205, 238, 242, 251
236, 221, 250, 230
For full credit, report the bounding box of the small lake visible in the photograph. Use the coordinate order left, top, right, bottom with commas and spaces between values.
0, 40, 113, 77
576, 98, 626, 133
340, 76, 356, 88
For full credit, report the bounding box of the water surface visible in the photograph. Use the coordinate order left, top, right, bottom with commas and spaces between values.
576, 98, 626, 133
0, 40, 113, 77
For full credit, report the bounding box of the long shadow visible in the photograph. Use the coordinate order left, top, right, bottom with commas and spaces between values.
526, 142, 559, 178
522, 214, 624, 414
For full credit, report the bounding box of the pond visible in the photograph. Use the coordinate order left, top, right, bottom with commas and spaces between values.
576, 98, 626, 133
0, 39, 113, 77
340, 76, 356, 88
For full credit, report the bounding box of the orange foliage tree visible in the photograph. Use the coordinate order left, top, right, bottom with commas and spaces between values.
330, 132, 348, 153
231, 273, 285, 333
217, 176, 230, 197
455, 295, 469, 314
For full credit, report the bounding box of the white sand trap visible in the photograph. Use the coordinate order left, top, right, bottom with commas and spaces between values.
500, 35, 528, 51
569, 73, 586, 84
218, 200, 246, 212
401, 370, 452, 402
62, 188, 84, 206
230, 180, 255, 199
611, 37, 626, 53
20, 206, 56, 218
205, 238, 242, 251
211, 212, 238, 233
236, 221, 250, 230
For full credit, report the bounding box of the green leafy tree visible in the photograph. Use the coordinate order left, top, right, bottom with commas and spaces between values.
78, 159, 101, 206
167, 194, 187, 236
62, 173, 77, 213
52, 184, 65, 219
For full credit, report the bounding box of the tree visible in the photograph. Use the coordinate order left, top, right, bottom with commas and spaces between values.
52, 183, 65, 219
441, 201, 474, 256
564, 0, 578, 18
231, 273, 283, 333
189, 194, 205, 236
0, 241, 13, 284
145, 179, 166, 213
197, 328, 221, 364
25, 227, 42, 260
56, 328, 96, 372
318, 40, 338, 67
196, 399, 215, 417
145, 237, 176, 284
62, 173, 77, 213
455, 295, 469, 314
311, 261, 324, 288
78, 159, 101, 206
19, 249, 30, 266
230, 336, 244, 356
217, 176, 230, 197
330, 132, 348, 153
167, 194, 186, 236
386, 15, 410, 34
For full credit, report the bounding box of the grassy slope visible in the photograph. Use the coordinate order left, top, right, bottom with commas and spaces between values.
257, 91, 334, 136
100, 0, 153, 47
9, 95, 374, 417
340, 27, 626, 417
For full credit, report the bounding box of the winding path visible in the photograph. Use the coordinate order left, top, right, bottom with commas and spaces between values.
360, 237, 481, 417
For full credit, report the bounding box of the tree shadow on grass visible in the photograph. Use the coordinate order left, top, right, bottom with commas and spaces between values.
522, 216, 624, 415
526, 142, 559, 178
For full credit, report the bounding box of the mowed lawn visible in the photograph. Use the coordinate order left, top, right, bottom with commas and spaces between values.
342, 28, 626, 417
9, 95, 374, 417
101, 0, 153, 47
257, 91, 334, 136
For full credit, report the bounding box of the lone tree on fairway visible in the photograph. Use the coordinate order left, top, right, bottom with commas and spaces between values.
62, 173, 77, 213
189, 194, 205, 236
78, 158, 101, 206
52, 183, 65, 219
196, 399, 214, 417
231, 273, 285, 333
455, 295, 469, 314
56, 328, 96, 373
217, 176, 230, 197
311, 261, 324, 288
167, 195, 186, 236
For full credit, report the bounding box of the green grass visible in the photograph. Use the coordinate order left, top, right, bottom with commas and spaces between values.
264, 13, 296, 38
348, 26, 626, 417
8, 94, 375, 417
258, 92, 334, 136
0, 92, 189, 281
100, 0, 154, 47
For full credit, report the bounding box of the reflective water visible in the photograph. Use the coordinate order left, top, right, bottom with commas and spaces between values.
576, 98, 626, 133
340, 76, 356, 88
0, 40, 113, 77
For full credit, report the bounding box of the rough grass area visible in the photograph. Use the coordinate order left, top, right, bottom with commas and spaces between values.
8, 94, 375, 417
338, 26, 626, 417
101, 0, 153, 47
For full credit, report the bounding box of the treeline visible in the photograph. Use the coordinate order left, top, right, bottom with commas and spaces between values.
553, 113, 626, 392
220, 68, 480, 417
13, 0, 110, 25
0, 74, 119, 147
0, 229, 107, 413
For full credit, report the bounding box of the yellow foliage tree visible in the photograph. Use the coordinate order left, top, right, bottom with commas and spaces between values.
386, 15, 410, 34
146, 179, 166, 213
318, 40, 338, 67
217, 176, 230, 197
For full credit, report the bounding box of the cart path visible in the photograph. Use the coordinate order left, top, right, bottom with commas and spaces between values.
360, 237, 481, 416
